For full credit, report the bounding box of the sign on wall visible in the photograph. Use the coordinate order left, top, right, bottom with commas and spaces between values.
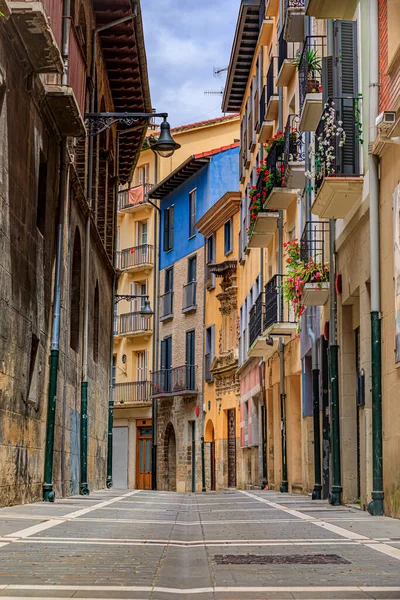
393, 185, 400, 362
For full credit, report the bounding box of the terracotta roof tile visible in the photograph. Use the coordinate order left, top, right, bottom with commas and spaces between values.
171, 113, 240, 133
193, 142, 240, 159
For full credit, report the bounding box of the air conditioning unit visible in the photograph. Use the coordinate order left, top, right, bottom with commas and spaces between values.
376, 111, 397, 132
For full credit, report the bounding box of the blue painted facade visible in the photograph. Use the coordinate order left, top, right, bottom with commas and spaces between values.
159, 146, 240, 270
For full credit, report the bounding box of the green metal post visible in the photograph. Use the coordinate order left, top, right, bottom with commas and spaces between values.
329, 344, 342, 505
312, 367, 322, 500
280, 391, 288, 493
369, 311, 384, 515
43, 350, 59, 502
201, 435, 206, 492
80, 381, 90, 495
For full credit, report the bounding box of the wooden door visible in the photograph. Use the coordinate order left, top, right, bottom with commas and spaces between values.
136, 421, 152, 490
227, 409, 236, 487
210, 440, 216, 491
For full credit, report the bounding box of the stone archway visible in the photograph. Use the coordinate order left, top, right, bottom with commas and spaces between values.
165, 423, 176, 491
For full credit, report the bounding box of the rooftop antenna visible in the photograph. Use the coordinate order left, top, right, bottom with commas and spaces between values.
204, 66, 228, 97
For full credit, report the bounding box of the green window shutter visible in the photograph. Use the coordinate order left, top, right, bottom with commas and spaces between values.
334, 20, 358, 98
163, 209, 169, 252
322, 56, 334, 106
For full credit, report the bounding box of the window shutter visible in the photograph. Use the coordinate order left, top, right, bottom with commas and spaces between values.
160, 339, 167, 370
321, 56, 334, 105
169, 205, 174, 249
163, 209, 169, 251
211, 325, 215, 360
334, 20, 358, 97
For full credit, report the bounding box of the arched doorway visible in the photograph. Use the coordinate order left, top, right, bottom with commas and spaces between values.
165, 423, 176, 491
205, 419, 216, 491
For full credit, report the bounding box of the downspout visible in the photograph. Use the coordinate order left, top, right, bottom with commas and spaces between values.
259, 247, 267, 485
307, 309, 322, 500
43, 0, 71, 501
368, 0, 383, 516
151, 152, 159, 490
106, 133, 120, 489
326, 18, 342, 506
201, 237, 207, 492
81, 11, 136, 496
278, 200, 288, 493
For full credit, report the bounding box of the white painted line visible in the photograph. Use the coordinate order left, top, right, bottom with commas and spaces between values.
239, 490, 400, 561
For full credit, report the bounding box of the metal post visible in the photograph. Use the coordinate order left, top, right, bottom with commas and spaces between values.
308, 310, 322, 499
201, 435, 206, 492
280, 340, 288, 493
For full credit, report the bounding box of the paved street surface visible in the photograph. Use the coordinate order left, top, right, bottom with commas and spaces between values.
0, 489, 399, 599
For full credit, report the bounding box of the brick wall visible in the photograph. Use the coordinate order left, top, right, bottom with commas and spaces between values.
379, 0, 400, 111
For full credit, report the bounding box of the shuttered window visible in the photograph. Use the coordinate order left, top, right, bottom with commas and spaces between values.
163, 205, 174, 251
189, 189, 196, 238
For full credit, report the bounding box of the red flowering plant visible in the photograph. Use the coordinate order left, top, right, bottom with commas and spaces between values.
264, 131, 284, 155
247, 165, 285, 237
282, 239, 329, 331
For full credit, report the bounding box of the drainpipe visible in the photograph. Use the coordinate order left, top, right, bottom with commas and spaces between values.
325, 19, 342, 507
43, 142, 69, 501
278, 203, 288, 493
151, 152, 159, 490
307, 309, 322, 500
368, 0, 383, 517
201, 237, 207, 493
258, 360, 267, 485
81, 11, 137, 496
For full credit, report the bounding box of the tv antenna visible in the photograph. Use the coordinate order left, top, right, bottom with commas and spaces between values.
213, 66, 228, 78
204, 66, 228, 96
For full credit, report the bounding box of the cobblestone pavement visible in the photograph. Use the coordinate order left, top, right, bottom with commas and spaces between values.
0, 489, 399, 599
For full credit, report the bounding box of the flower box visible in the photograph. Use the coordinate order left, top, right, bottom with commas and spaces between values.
302, 282, 330, 306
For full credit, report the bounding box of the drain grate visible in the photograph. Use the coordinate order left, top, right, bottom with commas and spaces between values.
214, 554, 350, 565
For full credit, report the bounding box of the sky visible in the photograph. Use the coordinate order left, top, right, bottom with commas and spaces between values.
141, 0, 241, 128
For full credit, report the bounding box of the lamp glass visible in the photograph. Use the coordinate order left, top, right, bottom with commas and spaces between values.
140, 298, 154, 319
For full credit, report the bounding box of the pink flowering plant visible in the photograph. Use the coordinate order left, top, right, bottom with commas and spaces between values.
282, 240, 329, 330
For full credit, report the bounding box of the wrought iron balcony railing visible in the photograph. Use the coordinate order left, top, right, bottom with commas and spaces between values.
249, 293, 265, 347
205, 353, 213, 382
264, 274, 296, 329
285, 0, 305, 9
118, 183, 154, 211
300, 220, 329, 265
113, 381, 151, 405
160, 290, 174, 319
298, 36, 326, 113
116, 244, 154, 270
117, 312, 152, 335
151, 365, 197, 396
315, 97, 362, 191
283, 114, 305, 171
182, 281, 197, 311
265, 139, 285, 191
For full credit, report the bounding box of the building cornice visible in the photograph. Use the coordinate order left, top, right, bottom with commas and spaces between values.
196, 191, 241, 237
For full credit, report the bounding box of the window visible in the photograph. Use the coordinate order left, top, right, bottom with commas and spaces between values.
131, 281, 147, 312
185, 329, 196, 390
93, 281, 99, 363
165, 266, 174, 293
137, 220, 148, 245
70, 227, 81, 352
206, 234, 215, 264
224, 218, 233, 255
205, 326, 215, 382
36, 154, 47, 235
189, 189, 196, 238
187, 255, 197, 283
138, 164, 150, 185
163, 206, 174, 252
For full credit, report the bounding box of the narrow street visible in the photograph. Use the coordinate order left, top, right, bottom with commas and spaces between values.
0, 490, 399, 599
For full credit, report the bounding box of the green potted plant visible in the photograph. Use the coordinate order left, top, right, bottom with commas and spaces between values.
294, 49, 322, 93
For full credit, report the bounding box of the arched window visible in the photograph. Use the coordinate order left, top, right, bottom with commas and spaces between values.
93, 281, 99, 363
70, 227, 81, 352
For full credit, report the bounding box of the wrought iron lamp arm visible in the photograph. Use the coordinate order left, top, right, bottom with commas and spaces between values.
85, 112, 168, 137
114, 294, 149, 304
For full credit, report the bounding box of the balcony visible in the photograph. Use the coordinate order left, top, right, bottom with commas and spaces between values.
298, 36, 326, 132
205, 353, 213, 382
284, 0, 305, 43
263, 141, 299, 210
44, 23, 86, 136
247, 173, 279, 248
259, 16, 275, 47
113, 381, 151, 406
276, 29, 296, 87
311, 97, 363, 219
118, 183, 154, 212
265, 58, 279, 121
259, 86, 274, 143
182, 281, 197, 313
116, 244, 154, 272
306, 0, 358, 19
8, 0, 63, 73
248, 293, 277, 357
300, 220, 330, 306
151, 365, 197, 398
160, 291, 173, 321
283, 114, 305, 189
116, 312, 153, 338
264, 274, 297, 337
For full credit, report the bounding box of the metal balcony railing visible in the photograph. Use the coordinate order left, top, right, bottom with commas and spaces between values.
160, 290, 173, 319
118, 312, 152, 335
298, 36, 326, 113
259, 86, 266, 125
118, 183, 153, 211
266, 58, 278, 103
300, 220, 329, 265
249, 293, 264, 347
182, 281, 196, 310
315, 97, 362, 191
283, 114, 305, 172
264, 274, 296, 328
116, 244, 154, 270
205, 353, 213, 382
265, 139, 285, 190
113, 381, 151, 405
151, 365, 197, 396
285, 0, 305, 10
277, 28, 296, 74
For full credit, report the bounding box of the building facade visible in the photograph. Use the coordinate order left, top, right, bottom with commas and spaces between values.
0, 0, 149, 504
149, 144, 239, 492
112, 115, 240, 490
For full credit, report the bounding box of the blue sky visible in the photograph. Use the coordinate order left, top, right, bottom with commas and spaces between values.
141, 0, 241, 128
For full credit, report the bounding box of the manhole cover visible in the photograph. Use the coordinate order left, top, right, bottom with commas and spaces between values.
214, 554, 350, 565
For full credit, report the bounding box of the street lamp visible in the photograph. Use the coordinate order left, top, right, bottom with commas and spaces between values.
150, 117, 181, 158
114, 294, 154, 319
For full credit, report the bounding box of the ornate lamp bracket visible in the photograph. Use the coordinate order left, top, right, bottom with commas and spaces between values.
84, 112, 167, 137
